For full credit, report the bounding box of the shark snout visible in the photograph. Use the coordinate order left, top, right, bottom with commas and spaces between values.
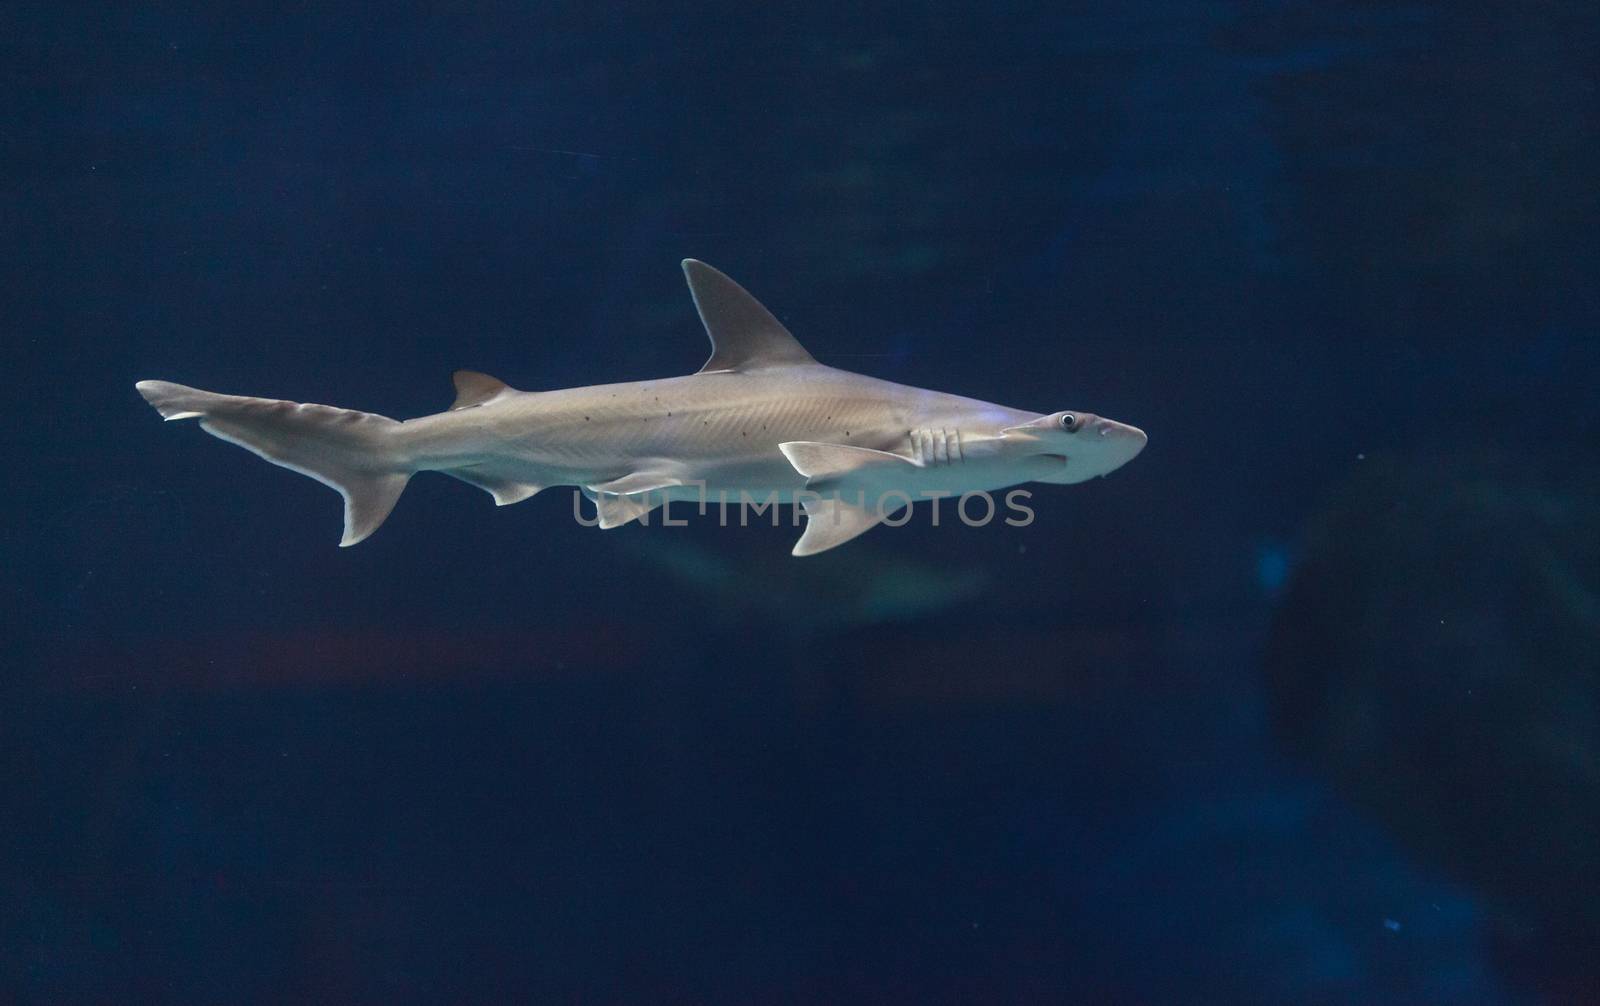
1029, 414, 1147, 483
1095, 417, 1148, 465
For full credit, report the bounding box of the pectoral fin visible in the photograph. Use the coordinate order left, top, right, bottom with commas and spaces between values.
792, 495, 887, 556
778, 441, 919, 485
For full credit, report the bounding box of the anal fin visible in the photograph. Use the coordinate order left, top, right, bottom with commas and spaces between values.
446, 465, 544, 506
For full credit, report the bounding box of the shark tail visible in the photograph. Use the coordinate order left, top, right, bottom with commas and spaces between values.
135, 380, 413, 546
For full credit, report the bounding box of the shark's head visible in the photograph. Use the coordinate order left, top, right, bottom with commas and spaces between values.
1001, 410, 1148, 484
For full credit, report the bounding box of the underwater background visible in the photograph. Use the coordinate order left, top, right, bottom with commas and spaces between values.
5, 2, 1597, 1001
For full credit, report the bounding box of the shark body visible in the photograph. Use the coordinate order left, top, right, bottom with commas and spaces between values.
136, 260, 1146, 555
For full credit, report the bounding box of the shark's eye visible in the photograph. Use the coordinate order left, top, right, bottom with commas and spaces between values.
1060, 413, 1079, 432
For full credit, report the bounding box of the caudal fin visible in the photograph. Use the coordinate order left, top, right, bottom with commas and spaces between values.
135, 380, 412, 546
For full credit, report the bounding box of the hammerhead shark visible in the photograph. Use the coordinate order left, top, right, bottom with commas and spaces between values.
136, 261, 1146, 555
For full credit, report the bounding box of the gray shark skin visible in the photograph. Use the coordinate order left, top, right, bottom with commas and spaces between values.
136, 260, 1147, 555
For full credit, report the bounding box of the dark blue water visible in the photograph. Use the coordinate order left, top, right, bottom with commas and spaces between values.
7, 3, 1597, 1001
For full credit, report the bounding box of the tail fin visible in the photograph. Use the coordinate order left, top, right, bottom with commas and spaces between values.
135, 380, 412, 546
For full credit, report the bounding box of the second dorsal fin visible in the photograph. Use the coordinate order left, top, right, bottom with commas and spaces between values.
450, 370, 513, 410
683, 260, 816, 373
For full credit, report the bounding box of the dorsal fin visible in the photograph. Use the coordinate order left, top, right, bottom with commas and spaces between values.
450, 370, 513, 410
683, 260, 816, 373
